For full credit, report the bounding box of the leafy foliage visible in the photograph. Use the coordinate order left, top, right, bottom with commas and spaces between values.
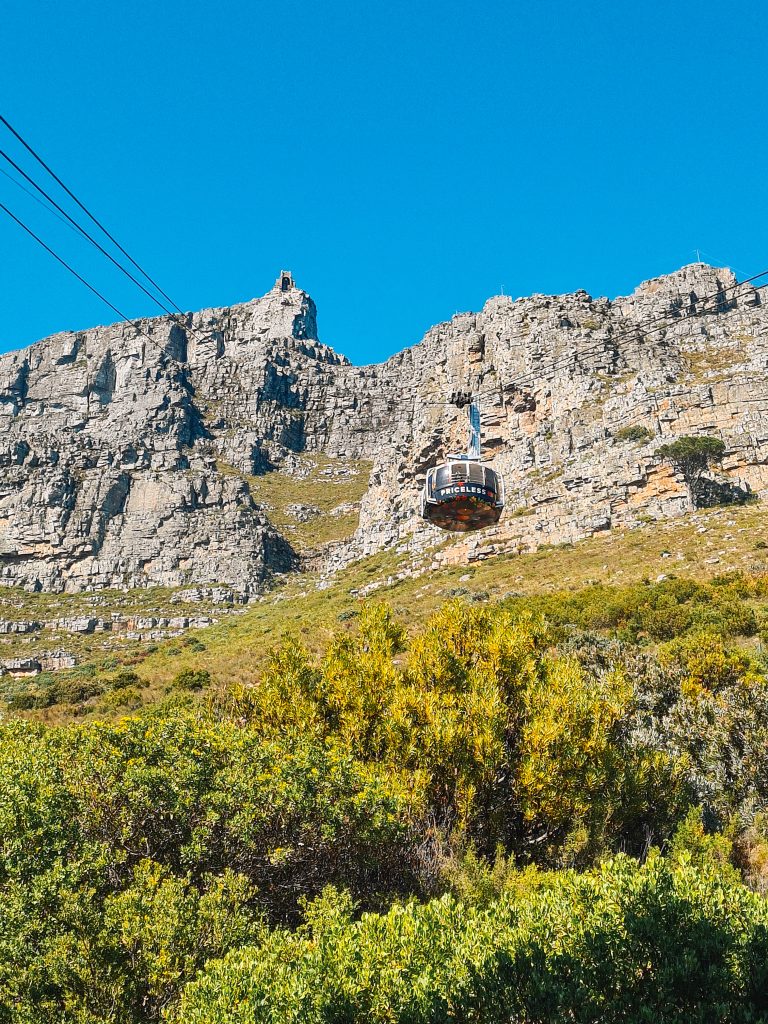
507, 574, 762, 642
614, 424, 654, 443
657, 434, 727, 506
657, 433, 726, 471
170, 668, 211, 691
1, 594, 768, 1021
175, 857, 768, 1024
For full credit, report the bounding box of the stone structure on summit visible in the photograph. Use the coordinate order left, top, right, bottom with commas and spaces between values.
0, 263, 765, 592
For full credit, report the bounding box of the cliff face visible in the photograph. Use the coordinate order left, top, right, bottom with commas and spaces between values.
0, 265, 765, 592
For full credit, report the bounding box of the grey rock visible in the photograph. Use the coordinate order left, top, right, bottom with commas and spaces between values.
0, 264, 765, 593
2, 657, 41, 676
285, 503, 322, 522
41, 650, 77, 671
171, 586, 245, 605
54, 617, 99, 634
0, 619, 41, 634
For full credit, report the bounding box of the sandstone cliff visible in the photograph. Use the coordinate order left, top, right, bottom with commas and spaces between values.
0, 265, 764, 592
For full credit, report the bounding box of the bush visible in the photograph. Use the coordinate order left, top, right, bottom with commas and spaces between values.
508, 577, 759, 642
3, 596, 768, 1020
98, 684, 143, 711
175, 857, 768, 1023
0, 708, 419, 1019
171, 668, 211, 691
105, 669, 141, 690
614, 424, 654, 443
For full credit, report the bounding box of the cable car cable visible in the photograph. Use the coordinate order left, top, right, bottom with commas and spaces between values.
0, 114, 185, 317
0, 145, 182, 321
0, 164, 84, 237
0, 121, 256, 361
9, 111, 749, 415
1, 198, 141, 332
0, 200, 177, 355
0, 135, 241, 365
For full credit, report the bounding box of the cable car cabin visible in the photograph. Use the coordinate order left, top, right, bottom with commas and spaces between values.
421, 457, 504, 532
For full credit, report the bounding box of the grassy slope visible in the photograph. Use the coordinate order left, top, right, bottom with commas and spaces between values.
133, 501, 768, 695
0, 586, 209, 666
7, 500, 768, 721
219, 454, 372, 552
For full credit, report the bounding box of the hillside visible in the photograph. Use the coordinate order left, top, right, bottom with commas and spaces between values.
0, 497, 766, 718
2, 265, 768, 1022
3, 539, 768, 1021
0, 262, 766, 685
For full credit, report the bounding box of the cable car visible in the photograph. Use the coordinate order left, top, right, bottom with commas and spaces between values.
421, 396, 505, 532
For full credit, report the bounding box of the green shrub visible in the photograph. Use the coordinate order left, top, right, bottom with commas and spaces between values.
105, 669, 141, 690
506, 577, 758, 642
175, 857, 768, 1023
171, 668, 211, 691
4, 690, 39, 711
614, 424, 654, 443
183, 636, 207, 652
98, 684, 143, 711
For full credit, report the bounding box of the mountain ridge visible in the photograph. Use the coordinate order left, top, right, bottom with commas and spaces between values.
0, 263, 765, 594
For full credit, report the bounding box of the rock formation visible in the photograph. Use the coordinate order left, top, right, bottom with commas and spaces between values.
0, 264, 765, 593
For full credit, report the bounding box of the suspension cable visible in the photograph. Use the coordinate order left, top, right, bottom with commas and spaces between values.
0, 145, 184, 321
0, 113, 185, 316
0, 201, 174, 354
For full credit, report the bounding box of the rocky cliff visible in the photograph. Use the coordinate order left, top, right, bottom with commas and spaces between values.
0, 265, 765, 593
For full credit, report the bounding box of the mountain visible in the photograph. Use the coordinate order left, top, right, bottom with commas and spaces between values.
0, 264, 764, 594
3, 265, 768, 1024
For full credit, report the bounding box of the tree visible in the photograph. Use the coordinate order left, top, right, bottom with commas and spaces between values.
657, 435, 726, 508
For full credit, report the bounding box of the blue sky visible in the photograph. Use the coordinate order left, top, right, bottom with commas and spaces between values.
1, 0, 765, 365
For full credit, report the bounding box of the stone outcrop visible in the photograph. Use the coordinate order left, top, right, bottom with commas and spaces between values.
342, 262, 768, 570
0, 264, 766, 592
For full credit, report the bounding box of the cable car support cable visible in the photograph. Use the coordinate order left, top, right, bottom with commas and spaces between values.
0, 113, 186, 316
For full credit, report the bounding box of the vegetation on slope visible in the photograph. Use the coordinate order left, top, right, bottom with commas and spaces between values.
176, 857, 768, 1024
218, 454, 372, 552
2, 501, 768, 721
1, 595, 768, 1020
